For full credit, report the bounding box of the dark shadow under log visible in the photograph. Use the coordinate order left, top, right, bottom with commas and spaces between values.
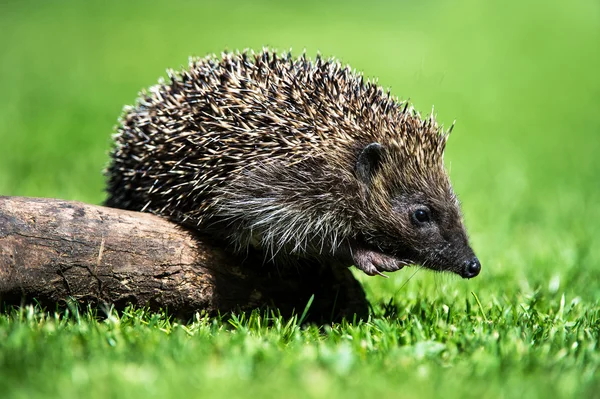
0, 196, 368, 322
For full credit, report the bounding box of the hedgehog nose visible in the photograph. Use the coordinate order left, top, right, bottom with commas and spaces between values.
462, 257, 481, 279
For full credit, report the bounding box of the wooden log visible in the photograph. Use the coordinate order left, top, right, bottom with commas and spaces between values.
0, 196, 368, 322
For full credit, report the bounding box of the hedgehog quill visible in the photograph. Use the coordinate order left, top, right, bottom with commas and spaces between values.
105, 49, 481, 279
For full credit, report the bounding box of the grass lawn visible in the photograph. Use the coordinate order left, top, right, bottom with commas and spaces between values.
1, 0, 599, 398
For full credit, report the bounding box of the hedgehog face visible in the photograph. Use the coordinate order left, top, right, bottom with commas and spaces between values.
352, 142, 480, 278
385, 192, 480, 278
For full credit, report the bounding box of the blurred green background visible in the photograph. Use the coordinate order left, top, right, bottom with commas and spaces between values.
0, 0, 599, 397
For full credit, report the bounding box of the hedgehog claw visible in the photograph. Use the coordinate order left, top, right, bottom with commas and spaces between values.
352, 247, 403, 277
374, 270, 389, 278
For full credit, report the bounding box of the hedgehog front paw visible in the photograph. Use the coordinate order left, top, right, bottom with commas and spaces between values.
352, 248, 405, 277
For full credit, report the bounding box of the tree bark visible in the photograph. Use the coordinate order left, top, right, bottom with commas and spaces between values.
0, 196, 368, 322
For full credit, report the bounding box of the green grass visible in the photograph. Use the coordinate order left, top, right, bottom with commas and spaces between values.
1, 0, 599, 398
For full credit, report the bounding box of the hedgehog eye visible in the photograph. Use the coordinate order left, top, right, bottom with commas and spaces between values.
411, 208, 431, 225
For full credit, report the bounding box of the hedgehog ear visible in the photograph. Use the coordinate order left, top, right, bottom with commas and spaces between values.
356, 142, 385, 186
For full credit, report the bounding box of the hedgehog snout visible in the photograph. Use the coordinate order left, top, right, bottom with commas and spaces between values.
461, 257, 481, 279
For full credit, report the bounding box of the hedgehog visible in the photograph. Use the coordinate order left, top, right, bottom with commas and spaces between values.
105, 49, 481, 279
